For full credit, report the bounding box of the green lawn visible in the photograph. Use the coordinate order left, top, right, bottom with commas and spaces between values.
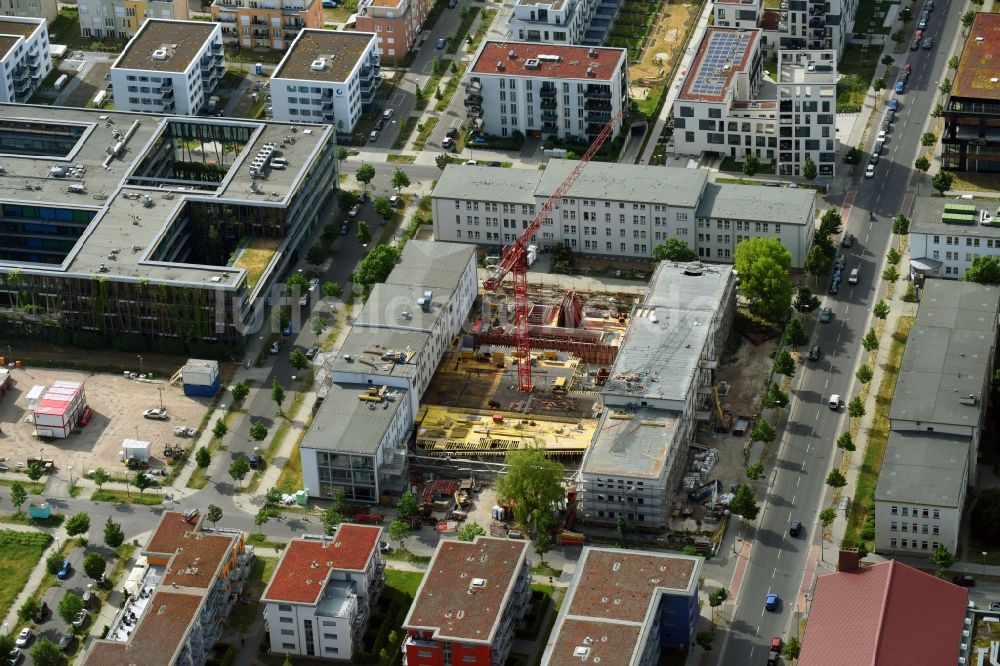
0, 479, 45, 494
229, 556, 277, 631
386, 569, 424, 597
837, 43, 880, 111
91, 489, 164, 505
0, 531, 52, 623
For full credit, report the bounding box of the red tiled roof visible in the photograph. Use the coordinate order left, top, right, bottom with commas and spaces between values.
80, 592, 204, 666
799, 560, 967, 666
144, 511, 204, 555
953, 13, 1000, 101
161, 532, 235, 590
545, 619, 642, 666
470, 41, 625, 81
262, 525, 382, 605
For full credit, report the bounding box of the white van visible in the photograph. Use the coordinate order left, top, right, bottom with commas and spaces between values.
848, 268, 860, 284
829, 394, 841, 409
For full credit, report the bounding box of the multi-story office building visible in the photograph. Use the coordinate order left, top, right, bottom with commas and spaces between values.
579, 262, 736, 530
78, 0, 189, 40
210, 0, 322, 50
0, 0, 56, 23
466, 41, 627, 142
403, 537, 531, 666
431, 160, 817, 266
110, 20, 224, 116
541, 549, 702, 665
302, 241, 477, 501
0, 105, 337, 350
270, 30, 381, 132
941, 13, 1000, 173
776, 49, 837, 177
262, 527, 385, 660
80, 510, 254, 666
506, 0, 618, 47
355, 0, 428, 61
908, 196, 1000, 280
0, 18, 49, 104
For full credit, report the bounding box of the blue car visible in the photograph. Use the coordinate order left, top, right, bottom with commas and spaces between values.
888, 98, 899, 112
765, 592, 779, 611
895, 80, 905, 94
57, 560, 71, 580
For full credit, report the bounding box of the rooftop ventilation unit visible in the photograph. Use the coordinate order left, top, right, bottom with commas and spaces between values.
588, 48, 597, 57
310, 58, 326, 71
496, 60, 505, 71
586, 66, 595, 77
152, 48, 169, 60
470, 577, 487, 588
976, 36, 985, 44
538, 54, 561, 62
508, 49, 517, 59
524, 58, 540, 69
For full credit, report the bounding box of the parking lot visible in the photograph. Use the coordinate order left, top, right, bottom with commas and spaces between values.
0, 367, 213, 475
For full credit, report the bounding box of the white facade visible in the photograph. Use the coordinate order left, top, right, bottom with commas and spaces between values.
777, 0, 858, 57
712, 0, 761, 30
270, 30, 381, 133
78, 0, 189, 40
0, 0, 56, 23
908, 197, 1000, 280
874, 480, 964, 558
110, 20, 225, 116
466, 41, 627, 142
776, 49, 837, 177
0, 18, 50, 104
506, 0, 609, 46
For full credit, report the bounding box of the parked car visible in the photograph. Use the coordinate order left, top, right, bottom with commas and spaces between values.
953, 574, 976, 587
442, 136, 454, 150
902, 63, 912, 76
914, 29, 923, 41
895, 79, 906, 94
349, 204, 360, 218
877, 129, 887, 142
173, 426, 198, 437
248, 454, 262, 470
923, 37, 933, 49
368, 129, 379, 142
448, 0, 457, 6
765, 592, 779, 611
874, 140, 884, 155
341, 222, 349, 236
77, 407, 92, 426
835, 255, 847, 270
33, 602, 49, 624
829, 280, 840, 295
911, 39, 920, 51
989, 601, 1000, 611
888, 98, 899, 112
829, 394, 842, 409
808, 346, 821, 361
768, 637, 783, 666
374, 117, 384, 131
446, 127, 459, 139
918, 16, 927, 29
379, 541, 391, 552
820, 307, 833, 323
58, 635, 74, 652
269, 341, 281, 354
842, 233, 855, 248
436, 38, 447, 49
57, 560, 71, 580
322, 0, 337, 6
8, 648, 21, 666
389, 195, 404, 207
72, 610, 87, 628
865, 164, 876, 178
465, 160, 479, 165
305, 347, 318, 360
848, 268, 860, 284
382, 108, 393, 120
143, 408, 168, 420
14, 629, 30, 648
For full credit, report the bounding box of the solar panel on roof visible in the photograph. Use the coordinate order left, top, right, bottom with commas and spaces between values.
689, 31, 753, 97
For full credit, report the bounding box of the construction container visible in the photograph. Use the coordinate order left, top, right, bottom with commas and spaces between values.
181, 359, 220, 397
32, 381, 87, 438
28, 501, 51, 519
119, 439, 151, 462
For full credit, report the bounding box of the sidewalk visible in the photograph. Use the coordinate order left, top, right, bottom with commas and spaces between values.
1, 521, 67, 634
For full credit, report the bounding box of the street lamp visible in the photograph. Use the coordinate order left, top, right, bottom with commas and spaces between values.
137, 355, 144, 376
68, 465, 73, 489
157, 386, 164, 410
983, 551, 988, 576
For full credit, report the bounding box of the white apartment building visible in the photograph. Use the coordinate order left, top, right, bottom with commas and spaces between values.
776, 49, 837, 177
0, 0, 56, 23
431, 160, 817, 267
506, 0, 617, 46
713, 0, 761, 30
262, 527, 384, 660
775, 0, 857, 57
466, 40, 627, 142
908, 196, 1000, 280
110, 20, 224, 116
270, 30, 381, 132
0, 18, 50, 104
78, 0, 189, 41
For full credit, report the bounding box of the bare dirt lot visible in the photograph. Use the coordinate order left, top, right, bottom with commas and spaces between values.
0, 367, 214, 474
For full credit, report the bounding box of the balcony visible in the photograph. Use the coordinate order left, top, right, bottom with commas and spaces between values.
541, 123, 557, 133
586, 110, 611, 123
539, 86, 557, 98
587, 122, 606, 134
541, 109, 558, 121
464, 94, 482, 108
540, 98, 557, 110
467, 107, 482, 119
584, 98, 611, 111
585, 86, 611, 99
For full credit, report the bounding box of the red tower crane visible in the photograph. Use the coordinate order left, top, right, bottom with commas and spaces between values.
482, 112, 624, 392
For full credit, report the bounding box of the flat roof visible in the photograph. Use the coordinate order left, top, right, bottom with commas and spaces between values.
0, 17, 41, 40
778, 50, 837, 85
874, 431, 968, 507
542, 548, 701, 666
144, 510, 205, 555
387, 239, 475, 290
696, 182, 815, 225
432, 164, 539, 205
910, 195, 1000, 238
889, 280, 999, 427
273, 29, 376, 83
953, 13, 1000, 101
680, 28, 759, 103
299, 381, 407, 454
354, 282, 454, 331
539, 160, 708, 209
331, 326, 429, 380
471, 41, 626, 80
604, 262, 734, 403
113, 20, 218, 73
262, 527, 382, 605
161, 532, 235, 590
582, 407, 678, 479
403, 537, 529, 644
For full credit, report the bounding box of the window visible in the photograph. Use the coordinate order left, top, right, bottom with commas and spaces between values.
282, 643, 296, 650
891, 506, 898, 515
281, 629, 295, 636
325, 647, 340, 655
890, 521, 897, 531
933, 509, 940, 519
280, 617, 293, 623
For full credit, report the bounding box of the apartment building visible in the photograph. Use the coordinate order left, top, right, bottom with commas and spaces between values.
303, 241, 477, 502
431, 160, 817, 267
942, 13, 1000, 173
110, 20, 224, 116
270, 30, 380, 132
712, 0, 855, 58
466, 41, 627, 142
776, 49, 837, 177
80, 510, 253, 666
262, 527, 385, 660
0, 17, 49, 104
506, 0, 618, 47
355, 0, 427, 61
403, 537, 531, 666
541, 549, 702, 665
211, 0, 322, 50
78, 0, 189, 40
579, 262, 736, 530
712, 0, 761, 30
0, 0, 55, 24
908, 196, 1000, 280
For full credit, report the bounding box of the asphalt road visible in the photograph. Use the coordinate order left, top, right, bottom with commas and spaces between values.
718, 2, 960, 661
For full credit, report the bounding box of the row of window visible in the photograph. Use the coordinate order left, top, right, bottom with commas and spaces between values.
889, 506, 941, 518
932, 235, 995, 247
889, 539, 939, 550
889, 522, 941, 535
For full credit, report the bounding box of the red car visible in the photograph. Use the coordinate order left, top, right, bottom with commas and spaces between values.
902, 63, 912, 76
768, 637, 783, 665
77, 407, 92, 426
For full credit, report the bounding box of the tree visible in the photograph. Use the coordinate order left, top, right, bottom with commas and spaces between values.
9, 482, 26, 515
836, 432, 855, 452
750, 419, 776, 444
229, 457, 251, 485
962, 10, 976, 28
784, 636, 802, 659
396, 491, 419, 519
898, 5, 912, 22
355, 163, 375, 192
892, 214, 910, 235
354, 244, 401, 291
435, 153, 450, 170
826, 469, 847, 489
882, 265, 899, 283
0, 636, 12, 663
708, 587, 728, 615
323, 281, 342, 299
388, 519, 410, 549
734, 237, 793, 324
695, 629, 715, 652
862, 327, 879, 352
730, 484, 759, 521
794, 286, 820, 313
804, 245, 833, 280
457, 521, 485, 542
91, 468, 110, 491
848, 396, 866, 418
930, 545, 954, 577
972, 488, 1000, 542
964, 257, 1000, 287
195, 447, 212, 471
207, 504, 223, 530
874, 300, 890, 320
45, 552, 64, 575
819, 508, 836, 531
651, 238, 697, 262
783, 319, 808, 347
255, 507, 270, 534
746, 461, 764, 481
914, 156, 930, 173
66, 512, 90, 537
305, 243, 327, 268
495, 447, 564, 529
802, 156, 817, 181
872, 77, 885, 96
856, 364, 873, 384
939, 78, 952, 95
946, 54, 960, 72
133, 470, 154, 495
881, 55, 894, 68
886, 248, 901, 266
374, 196, 394, 219
212, 418, 228, 439
265, 487, 282, 505
616, 516, 633, 544
231, 381, 249, 404
26, 463, 43, 482
31, 637, 62, 666
289, 348, 309, 371
742, 153, 759, 177
104, 517, 124, 548
533, 533, 554, 564
931, 103, 943, 118
84, 552, 106, 580
18, 597, 40, 623
271, 379, 285, 415
336, 145, 349, 164
762, 382, 788, 410
921, 132, 938, 147
890, 28, 906, 44
337, 189, 359, 211
58, 593, 84, 626
773, 350, 795, 377
356, 220, 372, 245
391, 167, 411, 194
322, 506, 344, 536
